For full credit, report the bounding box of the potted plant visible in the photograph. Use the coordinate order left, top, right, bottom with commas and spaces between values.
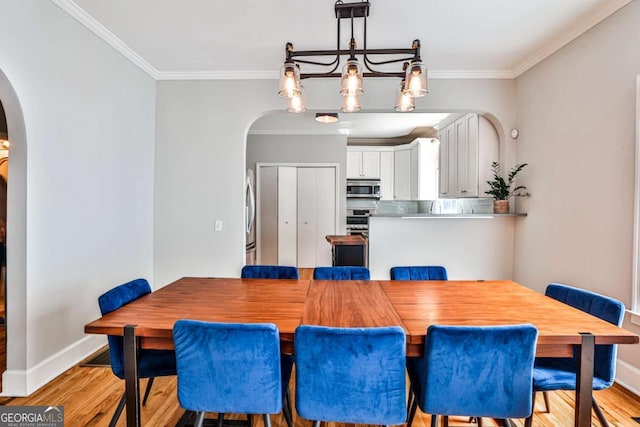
485, 161, 529, 214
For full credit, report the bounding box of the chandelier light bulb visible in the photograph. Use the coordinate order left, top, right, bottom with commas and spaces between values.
278, 62, 301, 98
341, 93, 361, 113
394, 82, 415, 112
287, 90, 306, 113
404, 61, 428, 97
340, 59, 364, 96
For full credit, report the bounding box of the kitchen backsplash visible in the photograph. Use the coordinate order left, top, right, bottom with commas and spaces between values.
347, 198, 494, 214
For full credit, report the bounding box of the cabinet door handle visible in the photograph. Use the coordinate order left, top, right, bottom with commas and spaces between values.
461, 190, 467, 193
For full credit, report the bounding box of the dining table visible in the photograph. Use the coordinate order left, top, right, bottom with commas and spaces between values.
84, 277, 639, 427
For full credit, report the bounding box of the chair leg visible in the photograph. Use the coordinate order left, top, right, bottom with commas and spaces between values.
407, 388, 415, 422
477, 417, 483, 427
194, 411, 206, 427
217, 412, 225, 427
542, 391, 550, 413
312, 421, 321, 427
592, 397, 610, 427
263, 414, 272, 427
443, 415, 449, 427
108, 393, 126, 427
142, 377, 154, 406
282, 388, 293, 427
430, 414, 438, 427
524, 414, 533, 427
407, 396, 418, 427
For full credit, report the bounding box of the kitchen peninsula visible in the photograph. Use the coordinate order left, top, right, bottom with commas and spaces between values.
368, 212, 525, 280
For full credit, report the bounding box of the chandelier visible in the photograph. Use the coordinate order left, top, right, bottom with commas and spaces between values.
277, 0, 428, 114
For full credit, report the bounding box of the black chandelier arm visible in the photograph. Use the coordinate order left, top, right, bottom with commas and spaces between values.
290, 48, 415, 58
293, 57, 341, 68
300, 71, 404, 79
363, 55, 415, 67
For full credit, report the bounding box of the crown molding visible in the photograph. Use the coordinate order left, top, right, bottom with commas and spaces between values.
429, 70, 515, 79
512, 0, 631, 77
156, 71, 279, 81
51, 0, 159, 79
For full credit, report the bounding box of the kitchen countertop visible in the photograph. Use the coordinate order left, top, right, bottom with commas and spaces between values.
370, 213, 527, 218
325, 235, 367, 245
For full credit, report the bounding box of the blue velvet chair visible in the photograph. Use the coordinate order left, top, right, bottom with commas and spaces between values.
294, 325, 406, 427
241, 265, 299, 279
407, 324, 538, 427
525, 283, 625, 427
390, 266, 448, 280
98, 278, 177, 427
173, 320, 293, 427
312, 266, 370, 280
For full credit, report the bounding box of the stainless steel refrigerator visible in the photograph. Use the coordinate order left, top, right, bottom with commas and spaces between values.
245, 169, 256, 265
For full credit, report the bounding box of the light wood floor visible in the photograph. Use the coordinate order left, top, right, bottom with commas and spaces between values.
0, 350, 639, 427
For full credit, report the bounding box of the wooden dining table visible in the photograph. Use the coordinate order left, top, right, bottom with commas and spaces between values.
84, 277, 639, 427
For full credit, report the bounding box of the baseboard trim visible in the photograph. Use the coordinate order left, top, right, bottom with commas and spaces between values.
615, 359, 640, 397
0, 335, 106, 397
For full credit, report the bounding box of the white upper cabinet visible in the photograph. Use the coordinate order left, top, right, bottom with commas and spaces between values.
379, 151, 394, 200
393, 148, 412, 200
438, 113, 498, 198
346, 149, 380, 179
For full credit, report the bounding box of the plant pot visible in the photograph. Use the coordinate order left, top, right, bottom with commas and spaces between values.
493, 200, 509, 214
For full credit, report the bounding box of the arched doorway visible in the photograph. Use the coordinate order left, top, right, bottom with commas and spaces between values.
0, 69, 27, 396
0, 99, 8, 389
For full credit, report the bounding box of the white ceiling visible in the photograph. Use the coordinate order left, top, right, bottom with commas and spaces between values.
53, 0, 631, 137
59, 0, 629, 79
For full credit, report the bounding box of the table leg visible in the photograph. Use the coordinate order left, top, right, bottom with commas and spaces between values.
575, 332, 594, 427
124, 324, 141, 427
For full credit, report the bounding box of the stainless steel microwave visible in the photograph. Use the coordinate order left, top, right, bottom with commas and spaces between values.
346, 179, 381, 199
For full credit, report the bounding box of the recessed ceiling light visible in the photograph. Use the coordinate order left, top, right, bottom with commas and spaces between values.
315, 113, 339, 124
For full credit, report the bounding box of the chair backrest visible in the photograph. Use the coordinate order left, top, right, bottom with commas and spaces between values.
173, 320, 283, 414
545, 283, 625, 383
241, 265, 299, 279
390, 266, 448, 280
312, 266, 370, 280
294, 325, 406, 425
417, 324, 538, 419
98, 278, 152, 378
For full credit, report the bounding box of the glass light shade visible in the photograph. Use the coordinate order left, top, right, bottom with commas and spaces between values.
404, 61, 428, 97
340, 59, 364, 96
278, 62, 301, 98
287, 90, 306, 113
341, 93, 361, 113
394, 82, 415, 112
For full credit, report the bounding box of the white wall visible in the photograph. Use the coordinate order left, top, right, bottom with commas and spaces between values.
514, 0, 640, 392
0, 1, 156, 395
369, 216, 517, 280
154, 78, 518, 287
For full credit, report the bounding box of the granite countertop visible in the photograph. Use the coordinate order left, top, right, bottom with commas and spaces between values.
370, 213, 527, 218
325, 235, 367, 245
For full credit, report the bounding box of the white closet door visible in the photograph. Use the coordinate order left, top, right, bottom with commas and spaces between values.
277, 166, 297, 266
297, 168, 317, 268
314, 167, 336, 266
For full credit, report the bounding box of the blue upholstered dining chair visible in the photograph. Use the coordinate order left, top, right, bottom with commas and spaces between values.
525, 283, 625, 427
390, 266, 448, 280
173, 320, 293, 427
312, 266, 370, 280
294, 325, 407, 427
241, 265, 299, 279
98, 278, 177, 427
407, 324, 538, 427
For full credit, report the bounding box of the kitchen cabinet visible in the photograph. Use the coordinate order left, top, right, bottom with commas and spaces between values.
257, 165, 337, 267
379, 151, 394, 200
393, 147, 411, 200
438, 113, 498, 198
347, 150, 380, 179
